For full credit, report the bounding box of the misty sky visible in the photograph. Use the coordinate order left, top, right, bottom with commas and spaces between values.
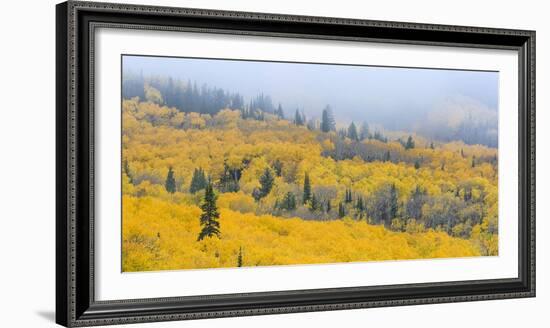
123, 55, 498, 131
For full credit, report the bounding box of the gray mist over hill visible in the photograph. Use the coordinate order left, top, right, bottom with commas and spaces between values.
123, 55, 499, 147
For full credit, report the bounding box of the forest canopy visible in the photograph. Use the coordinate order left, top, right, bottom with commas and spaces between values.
121, 72, 498, 272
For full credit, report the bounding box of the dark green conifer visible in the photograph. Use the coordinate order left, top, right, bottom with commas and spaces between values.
389, 184, 399, 220
189, 168, 207, 193
272, 159, 283, 177
309, 193, 319, 211
123, 158, 133, 184
197, 183, 221, 241
282, 192, 297, 211
237, 246, 243, 267
303, 172, 312, 204
405, 135, 415, 150
258, 168, 275, 199
338, 202, 346, 218
355, 197, 364, 212
347, 122, 359, 141
165, 167, 176, 193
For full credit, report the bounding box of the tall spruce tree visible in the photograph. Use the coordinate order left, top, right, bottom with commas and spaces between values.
123, 158, 133, 184
189, 168, 207, 193
355, 197, 364, 212
294, 109, 304, 126
347, 122, 359, 141
389, 184, 399, 221
275, 104, 284, 119
405, 135, 415, 150
272, 159, 283, 177
165, 167, 176, 193
197, 183, 221, 241
237, 246, 243, 267
338, 202, 346, 218
320, 106, 335, 132
303, 172, 312, 204
309, 193, 319, 211
258, 168, 275, 199
282, 192, 297, 211
406, 185, 427, 220
345, 188, 353, 203
218, 162, 240, 193
359, 122, 370, 140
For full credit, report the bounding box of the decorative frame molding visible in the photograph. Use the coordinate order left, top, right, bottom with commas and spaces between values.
56, 1, 535, 326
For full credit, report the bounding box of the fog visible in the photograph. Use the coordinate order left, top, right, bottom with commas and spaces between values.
123, 55, 499, 145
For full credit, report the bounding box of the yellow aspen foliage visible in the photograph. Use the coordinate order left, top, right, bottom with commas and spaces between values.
122, 99, 498, 271
123, 196, 479, 271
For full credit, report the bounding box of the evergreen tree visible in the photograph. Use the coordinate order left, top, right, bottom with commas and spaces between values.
189, 168, 207, 193
218, 162, 241, 193
303, 172, 312, 204
320, 106, 335, 132
294, 109, 304, 126
309, 193, 319, 211
338, 202, 346, 218
471, 156, 476, 168
359, 122, 370, 140
258, 168, 275, 199
281, 192, 297, 211
252, 188, 262, 202
345, 188, 353, 203
165, 167, 176, 193
237, 246, 243, 267
389, 184, 399, 220
414, 160, 421, 169
430, 142, 435, 150
406, 185, 427, 220
355, 197, 365, 212
272, 159, 283, 177
197, 183, 221, 241
123, 158, 133, 184
405, 135, 415, 150
384, 150, 391, 162
320, 109, 330, 132
275, 104, 285, 119
326, 199, 332, 213
347, 122, 359, 141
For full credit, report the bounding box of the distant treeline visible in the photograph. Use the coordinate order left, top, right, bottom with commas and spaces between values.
122, 72, 388, 141
123, 72, 498, 148
123, 72, 277, 117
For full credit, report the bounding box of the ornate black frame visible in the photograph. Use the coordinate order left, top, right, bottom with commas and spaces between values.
56, 1, 536, 326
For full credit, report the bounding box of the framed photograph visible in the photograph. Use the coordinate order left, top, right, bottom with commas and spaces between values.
56, 1, 535, 326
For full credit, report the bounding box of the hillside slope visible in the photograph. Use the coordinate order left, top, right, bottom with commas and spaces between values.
122, 98, 498, 271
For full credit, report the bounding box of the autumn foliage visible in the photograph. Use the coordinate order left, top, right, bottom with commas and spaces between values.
122, 97, 498, 272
